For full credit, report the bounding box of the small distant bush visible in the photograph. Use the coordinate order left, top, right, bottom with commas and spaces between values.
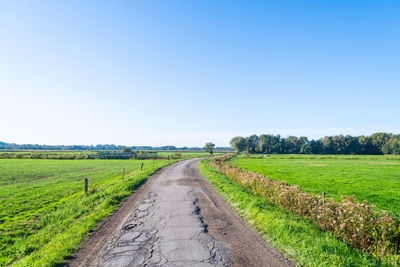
122, 147, 133, 153
30, 154, 41, 159
13, 154, 24, 159
74, 155, 84, 159
172, 153, 182, 159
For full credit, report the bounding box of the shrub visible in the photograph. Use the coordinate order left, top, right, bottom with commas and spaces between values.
121, 147, 133, 153
13, 154, 24, 159
172, 153, 182, 159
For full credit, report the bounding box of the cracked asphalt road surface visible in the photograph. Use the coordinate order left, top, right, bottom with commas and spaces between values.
66, 159, 295, 267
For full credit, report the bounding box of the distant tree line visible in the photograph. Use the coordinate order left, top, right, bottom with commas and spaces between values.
230, 133, 400, 155
0, 141, 231, 151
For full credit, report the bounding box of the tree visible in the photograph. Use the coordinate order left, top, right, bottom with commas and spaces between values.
344, 135, 361, 154
204, 142, 215, 155
310, 139, 323, 154
322, 136, 334, 154
287, 136, 301, 153
358, 136, 373, 154
230, 136, 246, 153
332, 135, 346, 154
245, 135, 259, 153
382, 135, 400, 154
370, 132, 392, 154
122, 147, 133, 153
257, 134, 280, 154
298, 136, 311, 154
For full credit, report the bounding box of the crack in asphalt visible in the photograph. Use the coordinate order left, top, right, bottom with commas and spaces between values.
96, 160, 229, 267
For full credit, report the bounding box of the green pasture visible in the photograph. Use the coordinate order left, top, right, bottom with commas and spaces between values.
0, 159, 175, 266
231, 154, 400, 217
198, 159, 390, 266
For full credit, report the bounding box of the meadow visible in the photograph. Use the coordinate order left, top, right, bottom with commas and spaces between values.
0, 158, 175, 266
203, 154, 400, 264
199, 159, 384, 266
231, 154, 400, 217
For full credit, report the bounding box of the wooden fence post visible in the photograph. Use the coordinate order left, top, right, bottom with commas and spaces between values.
322, 192, 325, 204
140, 162, 144, 170
85, 178, 88, 194
122, 168, 125, 179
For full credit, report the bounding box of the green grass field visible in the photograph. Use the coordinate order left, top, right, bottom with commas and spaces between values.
0, 158, 175, 266
231, 155, 400, 217
198, 159, 386, 266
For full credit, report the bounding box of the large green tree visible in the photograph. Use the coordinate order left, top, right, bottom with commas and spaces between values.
370, 132, 392, 154
204, 142, 215, 155
245, 135, 259, 153
230, 136, 246, 153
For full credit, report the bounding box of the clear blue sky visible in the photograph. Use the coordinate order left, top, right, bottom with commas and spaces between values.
1, 0, 399, 147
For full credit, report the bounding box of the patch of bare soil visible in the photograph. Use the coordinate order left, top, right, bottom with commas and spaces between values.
304, 163, 327, 167
361, 161, 400, 165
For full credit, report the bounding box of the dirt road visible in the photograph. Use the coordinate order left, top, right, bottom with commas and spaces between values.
66, 159, 295, 267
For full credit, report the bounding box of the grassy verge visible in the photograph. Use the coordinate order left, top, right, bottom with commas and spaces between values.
198, 159, 390, 266
0, 159, 176, 266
